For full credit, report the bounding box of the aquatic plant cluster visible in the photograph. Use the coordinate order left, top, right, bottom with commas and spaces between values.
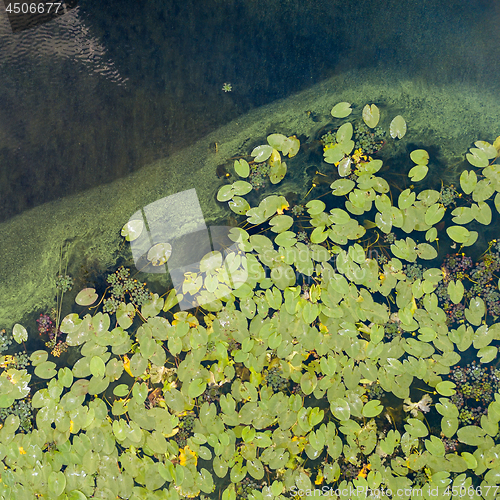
103, 265, 152, 313
437, 242, 500, 323
2, 101, 500, 499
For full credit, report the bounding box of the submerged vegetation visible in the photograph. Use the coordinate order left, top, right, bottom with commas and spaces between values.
2, 101, 500, 499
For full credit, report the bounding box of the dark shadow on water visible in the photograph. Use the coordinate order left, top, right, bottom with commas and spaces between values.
1, 0, 500, 222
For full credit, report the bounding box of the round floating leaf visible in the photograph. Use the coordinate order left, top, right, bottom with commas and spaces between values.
232, 181, 253, 196
416, 243, 437, 260
68, 491, 88, 500
408, 165, 428, 182
457, 426, 486, 446
306, 200, 326, 215
113, 384, 129, 397
390, 115, 406, 139
404, 418, 428, 438
398, 189, 415, 210
478, 345, 497, 364
410, 149, 429, 165
362, 400, 383, 417
447, 280, 464, 304
269, 215, 294, 233
121, 220, 144, 241
362, 104, 380, 128
48, 471, 66, 497
424, 204, 445, 226
251, 145, 273, 163
75, 288, 98, 307
34, 361, 57, 379
331, 179, 355, 196
147, 242, 172, 266
229, 197, 250, 215
331, 102, 352, 118
274, 231, 297, 248
436, 381, 456, 396
324, 144, 345, 164
330, 398, 350, 421
467, 148, 489, 168
446, 226, 470, 243
267, 133, 287, 150
338, 157, 352, 177
475, 140, 498, 159
59, 313, 81, 334
217, 184, 234, 202
375, 211, 392, 234
426, 227, 437, 242
336, 122, 353, 144
425, 436, 445, 457
90, 356, 106, 378
12, 324, 28, 344
30, 350, 48, 366
234, 159, 250, 178
269, 161, 287, 184
189, 378, 207, 398
460, 170, 477, 195
473, 201, 492, 225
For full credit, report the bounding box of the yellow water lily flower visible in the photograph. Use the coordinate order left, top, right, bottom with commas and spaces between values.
179, 445, 197, 467
123, 355, 133, 377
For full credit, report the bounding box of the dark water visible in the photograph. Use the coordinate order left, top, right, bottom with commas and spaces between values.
1, 0, 500, 223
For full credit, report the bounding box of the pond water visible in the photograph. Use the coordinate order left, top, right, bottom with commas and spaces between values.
1, 0, 500, 222
2, 0, 500, 497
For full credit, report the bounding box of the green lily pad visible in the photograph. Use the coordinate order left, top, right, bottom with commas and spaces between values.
436, 381, 456, 396
234, 159, 250, 178
475, 140, 498, 159
90, 356, 106, 378
48, 471, 66, 497
330, 179, 355, 196
362, 104, 380, 128
457, 426, 486, 446
324, 144, 345, 164
410, 149, 429, 165
330, 398, 350, 420
121, 220, 144, 242
217, 184, 234, 202
362, 399, 383, 417
336, 122, 353, 144
331, 102, 352, 118
424, 204, 445, 226
75, 288, 98, 306
390, 115, 406, 139
34, 361, 57, 379
274, 231, 297, 247
460, 170, 477, 194
229, 197, 251, 215
408, 164, 428, 182
251, 145, 273, 162
404, 418, 428, 438
446, 226, 470, 243
232, 181, 253, 196
338, 157, 352, 177
466, 148, 489, 168
12, 324, 28, 344
147, 242, 172, 266
447, 280, 464, 304
306, 200, 326, 215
